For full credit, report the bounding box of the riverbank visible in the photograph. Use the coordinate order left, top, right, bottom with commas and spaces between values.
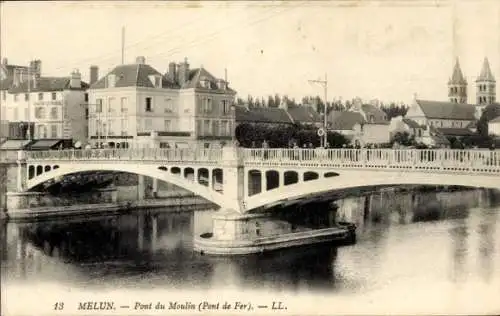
4, 196, 216, 221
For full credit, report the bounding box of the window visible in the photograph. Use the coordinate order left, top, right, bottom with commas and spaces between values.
120, 97, 128, 113
50, 107, 58, 119
13, 94, 18, 102
35, 107, 46, 119
108, 120, 115, 135
145, 97, 152, 112
164, 120, 171, 131
165, 98, 173, 113
204, 98, 212, 113
85, 109, 89, 119
51, 92, 57, 101
107, 74, 116, 88
40, 125, 47, 138
121, 119, 128, 135
50, 125, 58, 138
108, 97, 115, 113
96, 99, 103, 112
196, 120, 202, 134
221, 120, 228, 136
222, 100, 230, 114
24, 94, 29, 101
84, 93, 88, 102
204, 120, 210, 135
38, 93, 43, 101
212, 120, 219, 135
144, 118, 152, 131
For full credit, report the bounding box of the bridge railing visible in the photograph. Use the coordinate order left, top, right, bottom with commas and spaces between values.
241, 148, 500, 173
24, 148, 224, 164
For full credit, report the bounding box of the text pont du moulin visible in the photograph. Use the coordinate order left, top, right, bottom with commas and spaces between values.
135, 301, 272, 311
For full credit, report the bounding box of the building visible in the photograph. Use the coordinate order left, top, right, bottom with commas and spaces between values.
488, 116, 500, 136
280, 101, 322, 127
235, 105, 293, 129
88, 56, 236, 149
389, 116, 450, 148
476, 57, 496, 118
0, 59, 89, 145
327, 110, 390, 147
448, 58, 468, 104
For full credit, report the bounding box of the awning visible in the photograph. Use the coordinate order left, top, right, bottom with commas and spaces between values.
0, 139, 32, 150
29, 139, 64, 150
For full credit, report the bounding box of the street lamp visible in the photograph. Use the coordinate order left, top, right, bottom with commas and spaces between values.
308, 73, 328, 148
231, 104, 236, 146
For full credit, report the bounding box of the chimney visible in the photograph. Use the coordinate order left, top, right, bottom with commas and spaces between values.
90, 65, 99, 85
70, 69, 82, 89
2, 58, 7, 65
13, 68, 20, 87
178, 57, 190, 86
30, 59, 41, 77
167, 62, 177, 83
136, 56, 146, 65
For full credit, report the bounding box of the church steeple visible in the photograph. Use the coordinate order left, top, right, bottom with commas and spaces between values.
476, 57, 496, 106
448, 58, 468, 103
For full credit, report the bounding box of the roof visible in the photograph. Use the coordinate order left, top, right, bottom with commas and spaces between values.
0, 63, 29, 79
235, 106, 292, 124
490, 115, 500, 123
436, 127, 476, 137
7, 77, 89, 93
0, 139, 32, 150
449, 58, 467, 85
476, 57, 495, 82
91, 64, 175, 89
402, 118, 423, 129
91, 64, 236, 94
287, 105, 322, 124
359, 103, 388, 123
327, 111, 365, 130
416, 99, 476, 120
182, 67, 236, 94
29, 139, 64, 150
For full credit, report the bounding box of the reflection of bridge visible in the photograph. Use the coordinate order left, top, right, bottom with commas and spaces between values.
13, 147, 500, 213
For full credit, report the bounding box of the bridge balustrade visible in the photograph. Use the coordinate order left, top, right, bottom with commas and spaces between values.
24, 148, 224, 164
241, 148, 500, 172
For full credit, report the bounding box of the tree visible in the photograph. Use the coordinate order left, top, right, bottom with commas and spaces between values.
477, 103, 500, 136
391, 132, 416, 147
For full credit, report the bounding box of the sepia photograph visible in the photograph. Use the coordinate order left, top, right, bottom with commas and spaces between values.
0, 0, 499, 315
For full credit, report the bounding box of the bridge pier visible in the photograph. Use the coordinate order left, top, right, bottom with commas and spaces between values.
137, 175, 145, 201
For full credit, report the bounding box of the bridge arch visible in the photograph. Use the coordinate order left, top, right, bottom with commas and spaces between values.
244, 169, 500, 211
24, 163, 230, 209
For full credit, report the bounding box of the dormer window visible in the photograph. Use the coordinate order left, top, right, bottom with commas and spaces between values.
200, 77, 210, 88
217, 79, 226, 90
148, 75, 162, 88
107, 74, 116, 88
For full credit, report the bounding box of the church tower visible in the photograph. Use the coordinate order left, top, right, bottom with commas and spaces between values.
476, 57, 496, 106
448, 58, 468, 104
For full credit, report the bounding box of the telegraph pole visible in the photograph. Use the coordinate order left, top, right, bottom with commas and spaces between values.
308, 73, 328, 147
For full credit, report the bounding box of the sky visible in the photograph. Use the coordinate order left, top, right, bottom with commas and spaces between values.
1, 0, 499, 105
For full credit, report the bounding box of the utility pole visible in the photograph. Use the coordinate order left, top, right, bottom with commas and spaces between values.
308, 73, 328, 147
121, 26, 125, 65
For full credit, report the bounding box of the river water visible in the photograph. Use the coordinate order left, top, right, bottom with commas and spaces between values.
1, 188, 500, 315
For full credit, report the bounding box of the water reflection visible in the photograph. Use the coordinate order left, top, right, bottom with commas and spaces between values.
1, 188, 499, 298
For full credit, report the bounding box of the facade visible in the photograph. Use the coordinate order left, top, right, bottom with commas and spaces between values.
0, 59, 89, 144
488, 116, 500, 136
88, 57, 236, 149
405, 99, 476, 136
389, 116, 450, 148
327, 110, 390, 146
